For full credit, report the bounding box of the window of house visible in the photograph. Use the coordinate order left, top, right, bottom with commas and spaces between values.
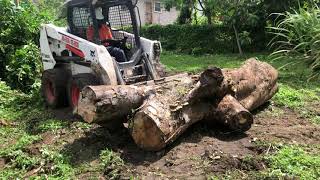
154, 2, 161, 12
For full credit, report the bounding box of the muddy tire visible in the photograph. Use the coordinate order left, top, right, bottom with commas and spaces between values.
41, 68, 69, 108
68, 73, 99, 109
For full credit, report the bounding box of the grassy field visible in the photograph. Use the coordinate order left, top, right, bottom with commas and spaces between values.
0, 52, 319, 179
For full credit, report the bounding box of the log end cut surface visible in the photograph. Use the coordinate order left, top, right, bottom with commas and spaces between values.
130, 111, 166, 151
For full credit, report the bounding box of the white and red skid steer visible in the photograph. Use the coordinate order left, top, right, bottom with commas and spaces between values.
40, 0, 164, 109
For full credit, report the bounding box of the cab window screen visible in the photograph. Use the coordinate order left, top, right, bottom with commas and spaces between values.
72, 7, 92, 39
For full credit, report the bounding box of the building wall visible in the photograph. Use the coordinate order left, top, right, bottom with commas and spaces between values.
152, 5, 179, 25
136, 0, 147, 26
136, 0, 179, 26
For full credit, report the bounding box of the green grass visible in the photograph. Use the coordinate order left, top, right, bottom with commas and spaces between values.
0, 133, 42, 179
161, 52, 246, 73
265, 145, 320, 180
207, 144, 320, 180
99, 148, 124, 179
0, 80, 124, 179
37, 119, 69, 132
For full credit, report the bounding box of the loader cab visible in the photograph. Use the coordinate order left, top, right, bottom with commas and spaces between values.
66, 0, 141, 62
57, 0, 159, 87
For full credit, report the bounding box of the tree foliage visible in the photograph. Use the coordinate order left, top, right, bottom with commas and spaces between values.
0, 0, 55, 92
196, 0, 219, 24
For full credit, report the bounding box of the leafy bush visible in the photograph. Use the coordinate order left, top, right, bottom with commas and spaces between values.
0, 0, 52, 92
269, 4, 320, 79
6, 42, 42, 92
140, 24, 267, 54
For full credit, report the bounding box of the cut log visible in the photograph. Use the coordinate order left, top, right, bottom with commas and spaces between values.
186, 58, 279, 110
209, 95, 253, 132
75, 85, 155, 124
76, 73, 195, 124
221, 58, 279, 110
129, 95, 213, 151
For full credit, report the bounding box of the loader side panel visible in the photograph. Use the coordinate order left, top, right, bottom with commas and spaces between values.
40, 26, 56, 70
40, 24, 117, 85
140, 37, 161, 64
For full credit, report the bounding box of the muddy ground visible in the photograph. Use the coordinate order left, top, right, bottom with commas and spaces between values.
23, 102, 319, 179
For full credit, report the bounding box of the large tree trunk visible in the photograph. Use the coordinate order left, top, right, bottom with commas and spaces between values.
221, 58, 279, 110
76, 59, 278, 151
76, 73, 191, 124
129, 59, 278, 151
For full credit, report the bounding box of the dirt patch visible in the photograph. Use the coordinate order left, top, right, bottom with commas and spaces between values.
25, 131, 58, 156
250, 108, 320, 144
120, 107, 319, 178
38, 105, 320, 179
0, 158, 6, 170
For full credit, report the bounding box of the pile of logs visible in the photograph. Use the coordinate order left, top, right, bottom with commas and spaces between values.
76, 58, 278, 151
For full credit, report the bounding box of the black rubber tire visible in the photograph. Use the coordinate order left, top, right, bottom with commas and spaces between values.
41, 68, 70, 108
67, 73, 100, 109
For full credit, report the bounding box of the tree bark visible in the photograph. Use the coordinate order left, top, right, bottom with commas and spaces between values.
208, 95, 253, 132
221, 58, 279, 110
14, 0, 19, 6
130, 96, 213, 151
76, 73, 192, 124
75, 85, 155, 125
207, 11, 212, 25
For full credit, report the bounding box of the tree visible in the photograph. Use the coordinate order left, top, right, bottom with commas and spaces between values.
162, 0, 195, 24
196, 0, 218, 25
217, 0, 263, 55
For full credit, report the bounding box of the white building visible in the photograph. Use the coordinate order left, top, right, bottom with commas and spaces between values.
136, 0, 179, 25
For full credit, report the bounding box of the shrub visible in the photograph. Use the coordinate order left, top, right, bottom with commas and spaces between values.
269, 4, 320, 79
0, 0, 52, 92
140, 24, 267, 54
6, 42, 42, 92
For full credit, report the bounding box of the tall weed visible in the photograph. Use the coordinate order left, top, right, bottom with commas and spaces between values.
269, 4, 320, 79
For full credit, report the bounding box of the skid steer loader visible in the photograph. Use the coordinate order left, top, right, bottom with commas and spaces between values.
40, 0, 164, 109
